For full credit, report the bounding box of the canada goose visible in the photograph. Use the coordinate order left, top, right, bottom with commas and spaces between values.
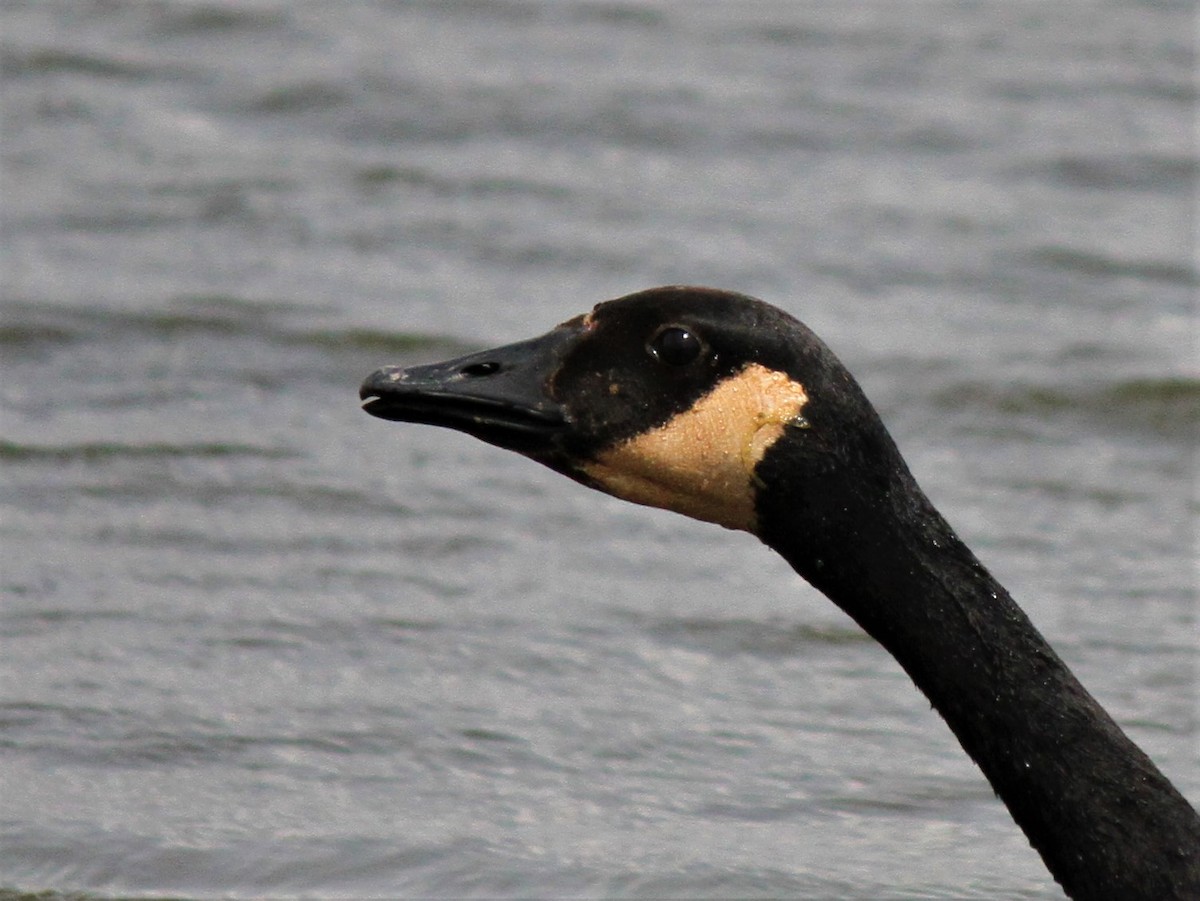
359, 285, 1199, 900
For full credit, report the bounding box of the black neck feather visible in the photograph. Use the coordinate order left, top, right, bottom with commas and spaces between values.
756, 427, 1200, 900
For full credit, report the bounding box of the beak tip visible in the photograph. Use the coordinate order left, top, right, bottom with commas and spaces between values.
359, 366, 403, 398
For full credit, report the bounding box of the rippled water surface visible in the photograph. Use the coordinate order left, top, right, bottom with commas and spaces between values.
1, 2, 1196, 899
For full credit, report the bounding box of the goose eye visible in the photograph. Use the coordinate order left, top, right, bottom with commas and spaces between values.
649, 326, 702, 366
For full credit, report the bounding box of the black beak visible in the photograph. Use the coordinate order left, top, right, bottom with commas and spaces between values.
359, 320, 583, 456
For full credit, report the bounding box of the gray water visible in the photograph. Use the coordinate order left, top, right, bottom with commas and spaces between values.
1, 2, 1196, 898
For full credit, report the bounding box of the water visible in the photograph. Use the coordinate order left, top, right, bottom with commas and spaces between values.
1, 1, 1195, 898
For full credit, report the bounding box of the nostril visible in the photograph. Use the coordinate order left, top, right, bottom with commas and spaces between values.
460, 361, 500, 377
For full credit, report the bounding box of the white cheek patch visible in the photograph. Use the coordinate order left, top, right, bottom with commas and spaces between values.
580, 363, 809, 532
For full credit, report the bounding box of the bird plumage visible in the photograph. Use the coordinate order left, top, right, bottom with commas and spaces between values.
361, 286, 1200, 900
